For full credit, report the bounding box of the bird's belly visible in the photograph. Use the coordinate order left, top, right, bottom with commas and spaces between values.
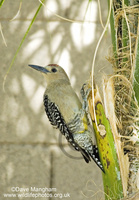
47, 92, 82, 124
56, 96, 81, 123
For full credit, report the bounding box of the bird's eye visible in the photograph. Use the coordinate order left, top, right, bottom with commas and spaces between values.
51, 68, 57, 73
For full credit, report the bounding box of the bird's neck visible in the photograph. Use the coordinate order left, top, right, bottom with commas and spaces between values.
46, 79, 70, 88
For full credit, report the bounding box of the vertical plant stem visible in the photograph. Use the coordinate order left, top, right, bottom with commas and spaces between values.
88, 88, 124, 200
122, 0, 129, 63
106, 0, 139, 196
133, 17, 139, 104
108, 0, 117, 59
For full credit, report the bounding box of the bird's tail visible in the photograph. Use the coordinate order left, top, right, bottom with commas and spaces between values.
89, 145, 105, 173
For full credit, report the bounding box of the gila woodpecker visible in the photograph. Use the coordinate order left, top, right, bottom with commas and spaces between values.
29, 64, 104, 172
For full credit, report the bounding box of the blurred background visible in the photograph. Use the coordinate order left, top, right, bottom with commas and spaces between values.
0, 0, 112, 199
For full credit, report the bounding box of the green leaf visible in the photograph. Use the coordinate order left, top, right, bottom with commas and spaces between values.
4, 0, 45, 82
133, 22, 139, 104
0, 0, 5, 8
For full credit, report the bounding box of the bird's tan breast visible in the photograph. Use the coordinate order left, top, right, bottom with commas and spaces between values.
45, 83, 82, 123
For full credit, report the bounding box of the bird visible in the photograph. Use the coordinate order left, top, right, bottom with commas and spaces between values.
29, 64, 104, 172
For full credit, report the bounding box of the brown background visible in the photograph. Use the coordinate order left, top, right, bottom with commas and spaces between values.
0, 0, 111, 199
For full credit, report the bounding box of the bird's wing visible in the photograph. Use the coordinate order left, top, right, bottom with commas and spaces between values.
43, 95, 91, 163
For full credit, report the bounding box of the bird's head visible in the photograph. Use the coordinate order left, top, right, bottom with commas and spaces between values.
29, 64, 70, 85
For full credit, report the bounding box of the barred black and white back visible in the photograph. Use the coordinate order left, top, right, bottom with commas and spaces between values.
43, 95, 104, 172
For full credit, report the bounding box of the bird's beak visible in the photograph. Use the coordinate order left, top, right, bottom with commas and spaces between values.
28, 64, 49, 74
